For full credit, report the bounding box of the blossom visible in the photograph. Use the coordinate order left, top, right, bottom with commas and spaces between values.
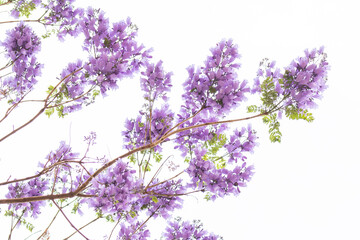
44, 0, 84, 39
0, 23, 42, 102
6, 178, 49, 218
182, 39, 249, 117
162, 217, 223, 240
140, 60, 173, 102
186, 145, 254, 199
122, 104, 174, 151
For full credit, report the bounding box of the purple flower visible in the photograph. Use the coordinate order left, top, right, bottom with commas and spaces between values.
282, 47, 329, 109
140, 60, 173, 102
185, 144, 254, 199
182, 39, 249, 117
162, 217, 223, 240
6, 178, 49, 219
1, 23, 42, 102
44, 0, 84, 39
122, 105, 174, 151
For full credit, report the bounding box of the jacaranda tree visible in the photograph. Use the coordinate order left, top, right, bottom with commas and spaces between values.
0, 0, 329, 239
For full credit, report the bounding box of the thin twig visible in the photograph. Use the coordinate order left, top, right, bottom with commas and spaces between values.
51, 200, 89, 240
36, 210, 60, 240
64, 217, 100, 240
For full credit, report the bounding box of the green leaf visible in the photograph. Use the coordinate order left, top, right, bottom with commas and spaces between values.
45, 108, 55, 118
71, 202, 79, 214
129, 210, 137, 218
209, 86, 216, 93
247, 105, 258, 113
151, 196, 159, 203
105, 214, 115, 222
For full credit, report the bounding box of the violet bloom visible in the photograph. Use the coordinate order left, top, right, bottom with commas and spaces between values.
282, 47, 329, 109
224, 125, 258, 163
174, 111, 228, 157
118, 222, 150, 240
79, 8, 151, 96
186, 145, 254, 199
1, 23, 42, 102
10, 0, 42, 18
162, 217, 223, 240
6, 178, 49, 219
122, 105, 174, 151
182, 39, 249, 117
140, 60, 173, 102
138, 179, 185, 219
85, 160, 143, 219
44, 0, 84, 39
252, 47, 329, 111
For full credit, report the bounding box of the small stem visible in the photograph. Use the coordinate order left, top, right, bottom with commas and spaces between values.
146, 170, 184, 189
64, 217, 100, 240
108, 218, 121, 240
130, 206, 161, 238
51, 200, 89, 240
36, 210, 60, 240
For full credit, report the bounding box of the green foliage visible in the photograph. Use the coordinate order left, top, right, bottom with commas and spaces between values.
45, 107, 54, 118
151, 196, 159, 203
204, 192, 212, 201
129, 210, 137, 218
260, 77, 279, 109
153, 151, 163, 163
15, 0, 36, 18
202, 133, 227, 169
128, 154, 136, 164
41, 29, 58, 39
142, 161, 152, 172
71, 201, 79, 214
262, 113, 282, 143
247, 105, 258, 113
4, 210, 34, 232
103, 38, 111, 48
45, 84, 71, 118
285, 105, 314, 122
105, 214, 115, 222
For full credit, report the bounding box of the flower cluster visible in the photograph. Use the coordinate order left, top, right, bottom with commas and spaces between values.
44, 0, 84, 39
86, 160, 142, 218
80, 8, 151, 87
118, 222, 150, 240
140, 60, 173, 102
162, 217, 223, 240
50, 8, 152, 114
182, 39, 249, 117
6, 178, 49, 218
282, 47, 329, 109
1, 23, 42, 103
252, 47, 329, 111
141, 179, 185, 219
122, 105, 174, 151
186, 147, 254, 200
174, 112, 227, 157
224, 125, 258, 163
10, 0, 42, 18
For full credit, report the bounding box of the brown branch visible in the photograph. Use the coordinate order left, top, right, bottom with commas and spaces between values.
130, 206, 161, 238
64, 217, 100, 240
51, 200, 88, 240
0, 68, 84, 142
0, 106, 45, 142
36, 210, 60, 240
146, 170, 184, 190
0, 111, 267, 205
107, 218, 121, 240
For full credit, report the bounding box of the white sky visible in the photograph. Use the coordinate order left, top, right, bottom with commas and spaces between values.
1, 0, 360, 239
